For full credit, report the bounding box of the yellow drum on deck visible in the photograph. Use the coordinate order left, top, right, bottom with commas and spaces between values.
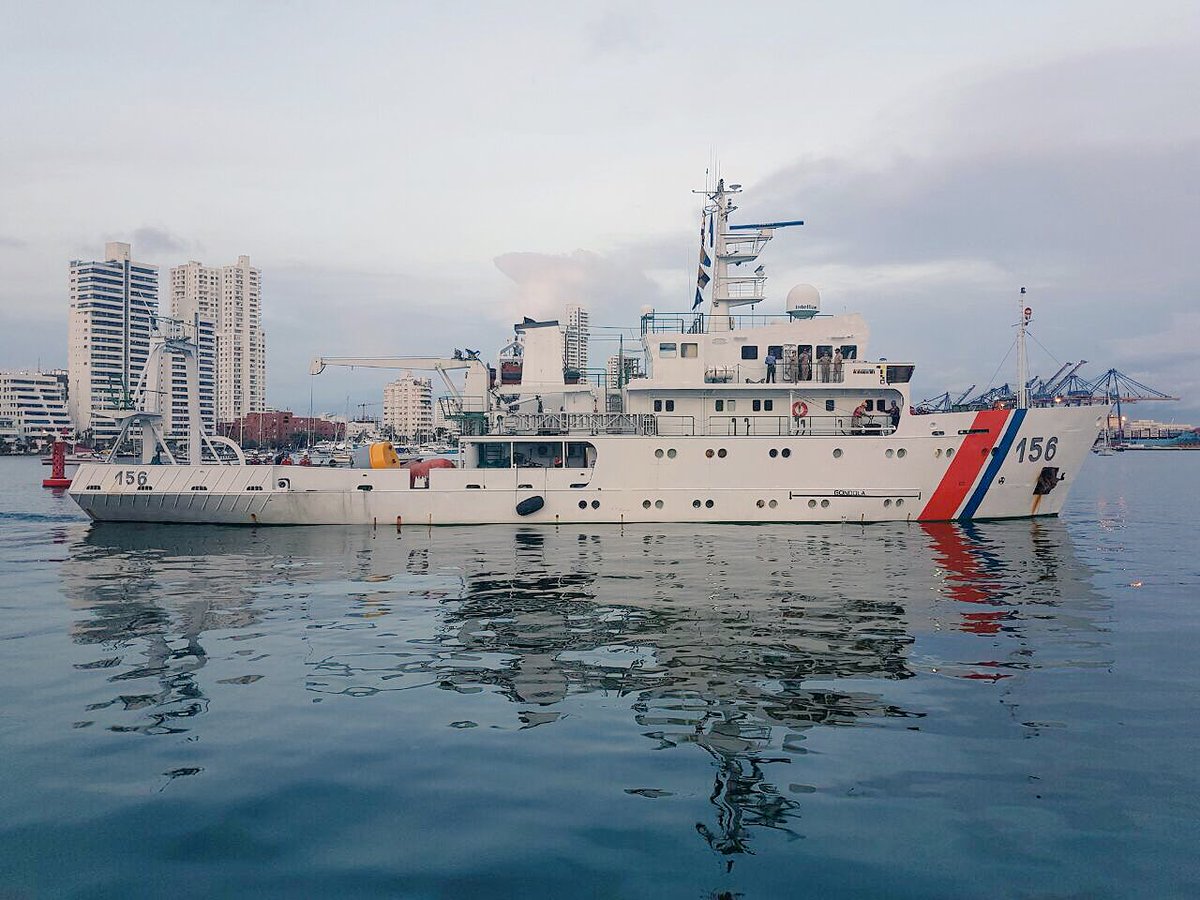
367, 442, 401, 468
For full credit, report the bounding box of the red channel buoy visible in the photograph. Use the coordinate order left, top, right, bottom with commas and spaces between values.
42, 440, 73, 489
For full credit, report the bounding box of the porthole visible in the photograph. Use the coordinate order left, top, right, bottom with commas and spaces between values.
946, 448, 955, 458
886, 449, 895, 458
581, 500, 590, 509
693, 499, 702, 508
884, 498, 893, 507
935, 448, 943, 458
896, 499, 905, 508
756, 499, 765, 508
705, 499, 714, 508
820, 499, 830, 508
897, 448, 907, 458
654, 500, 663, 510
769, 449, 778, 458
832, 448, 843, 459
768, 499, 778, 509
717, 448, 728, 459
655, 448, 664, 458
667, 448, 677, 459
808, 499, 817, 508
781, 448, 791, 458
591, 500, 600, 509
642, 500, 651, 509
705, 449, 714, 459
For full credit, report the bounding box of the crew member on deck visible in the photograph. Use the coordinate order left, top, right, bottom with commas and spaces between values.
832, 349, 844, 383
852, 402, 867, 434
889, 401, 902, 429
764, 351, 777, 383
799, 348, 812, 381
818, 353, 831, 383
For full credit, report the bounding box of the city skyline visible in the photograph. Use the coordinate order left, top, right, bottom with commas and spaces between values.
1, 3, 1197, 420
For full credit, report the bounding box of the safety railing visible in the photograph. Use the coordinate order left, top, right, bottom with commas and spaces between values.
705, 415, 898, 437
493, 412, 659, 436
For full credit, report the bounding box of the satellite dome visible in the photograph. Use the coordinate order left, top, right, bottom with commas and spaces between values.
786, 284, 820, 319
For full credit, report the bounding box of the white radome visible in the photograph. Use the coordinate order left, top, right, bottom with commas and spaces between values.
786, 284, 821, 318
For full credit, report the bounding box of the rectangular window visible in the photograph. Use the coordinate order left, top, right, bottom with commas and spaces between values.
767, 345, 783, 360
681, 343, 698, 358
886, 365, 915, 384
715, 399, 725, 412
659, 343, 678, 358
764, 399, 773, 411
653, 400, 663, 412
665, 400, 675, 412
741, 345, 759, 360
826, 399, 835, 412
727, 400, 736, 412
841, 344, 858, 360
752, 400, 762, 412
866, 399, 875, 411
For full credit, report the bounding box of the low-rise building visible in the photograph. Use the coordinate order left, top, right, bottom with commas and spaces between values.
221, 410, 343, 448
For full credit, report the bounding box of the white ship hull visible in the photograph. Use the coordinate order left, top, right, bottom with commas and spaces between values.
70, 406, 1101, 526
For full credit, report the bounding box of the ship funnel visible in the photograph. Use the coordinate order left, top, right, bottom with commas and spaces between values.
786, 284, 821, 319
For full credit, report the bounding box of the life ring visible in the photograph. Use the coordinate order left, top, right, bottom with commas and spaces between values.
791, 400, 808, 418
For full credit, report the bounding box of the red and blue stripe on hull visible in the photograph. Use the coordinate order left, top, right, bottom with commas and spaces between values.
919, 409, 1027, 521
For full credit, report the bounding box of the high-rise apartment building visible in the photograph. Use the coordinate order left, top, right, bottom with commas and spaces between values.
68, 242, 158, 441
563, 303, 589, 373
170, 255, 266, 426
0, 371, 72, 442
160, 317, 217, 440
383, 373, 433, 443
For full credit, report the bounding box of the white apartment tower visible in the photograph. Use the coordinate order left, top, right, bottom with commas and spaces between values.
161, 316, 217, 440
170, 255, 266, 426
383, 373, 433, 443
68, 242, 159, 441
563, 303, 590, 374
0, 371, 72, 442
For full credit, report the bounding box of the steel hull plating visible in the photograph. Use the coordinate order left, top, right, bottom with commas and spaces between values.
69, 407, 1102, 526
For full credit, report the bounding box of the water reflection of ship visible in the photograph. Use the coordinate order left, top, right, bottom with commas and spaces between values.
60, 521, 1107, 858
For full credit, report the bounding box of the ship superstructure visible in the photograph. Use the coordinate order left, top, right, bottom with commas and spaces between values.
70, 180, 1103, 525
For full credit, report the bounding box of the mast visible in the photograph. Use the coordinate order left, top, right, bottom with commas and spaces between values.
702, 179, 802, 329
1017, 288, 1031, 409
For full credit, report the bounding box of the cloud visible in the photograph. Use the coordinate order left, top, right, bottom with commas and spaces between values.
0, 236, 26, 250
128, 226, 191, 256
493, 249, 667, 324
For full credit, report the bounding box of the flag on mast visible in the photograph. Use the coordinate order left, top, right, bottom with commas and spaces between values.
694, 213, 711, 309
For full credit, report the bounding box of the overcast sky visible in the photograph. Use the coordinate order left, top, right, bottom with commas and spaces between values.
2, 1, 1197, 420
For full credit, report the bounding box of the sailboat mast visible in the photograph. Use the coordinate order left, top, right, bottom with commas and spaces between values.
1017, 288, 1031, 409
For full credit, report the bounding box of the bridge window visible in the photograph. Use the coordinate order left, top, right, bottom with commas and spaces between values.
741, 345, 759, 360
886, 365, 915, 384
840, 344, 858, 360
659, 342, 678, 358
681, 342, 698, 358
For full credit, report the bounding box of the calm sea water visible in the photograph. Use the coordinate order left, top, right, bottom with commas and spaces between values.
1, 454, 1197, 899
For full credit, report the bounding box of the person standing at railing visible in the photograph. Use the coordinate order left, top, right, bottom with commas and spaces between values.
889, 401, 901, 430
818, 353, 831, 383
833, 349, 844, 383
799, 347, 812, 381
852, 402, 867, 434
764, 351, 777, 383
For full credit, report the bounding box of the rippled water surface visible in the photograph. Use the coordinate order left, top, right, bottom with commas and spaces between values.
1, 454, 1198, 898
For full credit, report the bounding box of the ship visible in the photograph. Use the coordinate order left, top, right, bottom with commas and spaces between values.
69, 179, 1104, 526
